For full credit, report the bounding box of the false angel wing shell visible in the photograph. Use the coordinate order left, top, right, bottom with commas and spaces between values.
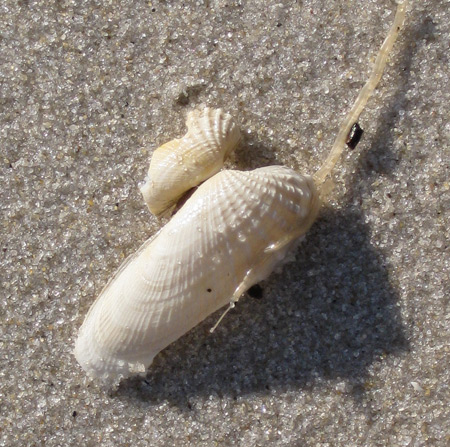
74, 166, 320, 383
140, 107, 241, 217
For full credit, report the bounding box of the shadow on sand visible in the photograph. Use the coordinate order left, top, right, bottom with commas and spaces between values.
113, 16, 433, 408
115, 205, 408, 407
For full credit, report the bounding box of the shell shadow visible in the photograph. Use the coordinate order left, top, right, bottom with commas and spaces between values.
115, 206, 409, 407
113, 14, 429, 407
233, 131, 281, 169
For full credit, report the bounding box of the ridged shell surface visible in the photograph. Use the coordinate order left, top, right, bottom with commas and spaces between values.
74, 166, 320, 382
140, 107, 241, 216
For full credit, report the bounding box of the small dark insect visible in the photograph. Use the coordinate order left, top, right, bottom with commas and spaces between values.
247, 284, 263, 299
346, 123, 364, 149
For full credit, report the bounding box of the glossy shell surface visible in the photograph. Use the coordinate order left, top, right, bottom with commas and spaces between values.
74, 166, 320, 382
140, 107, 241, 216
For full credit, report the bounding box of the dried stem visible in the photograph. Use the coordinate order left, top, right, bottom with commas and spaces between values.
314, 0, 408, 186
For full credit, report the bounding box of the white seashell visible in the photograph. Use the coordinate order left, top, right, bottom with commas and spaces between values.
74, 166, 320, 382
74, 1, 408, 384
140, 107, 241, 217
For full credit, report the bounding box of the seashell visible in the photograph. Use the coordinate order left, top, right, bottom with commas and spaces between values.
140, 107, 241, 217
74, 166, 320, 382
74, 1, 407, 384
